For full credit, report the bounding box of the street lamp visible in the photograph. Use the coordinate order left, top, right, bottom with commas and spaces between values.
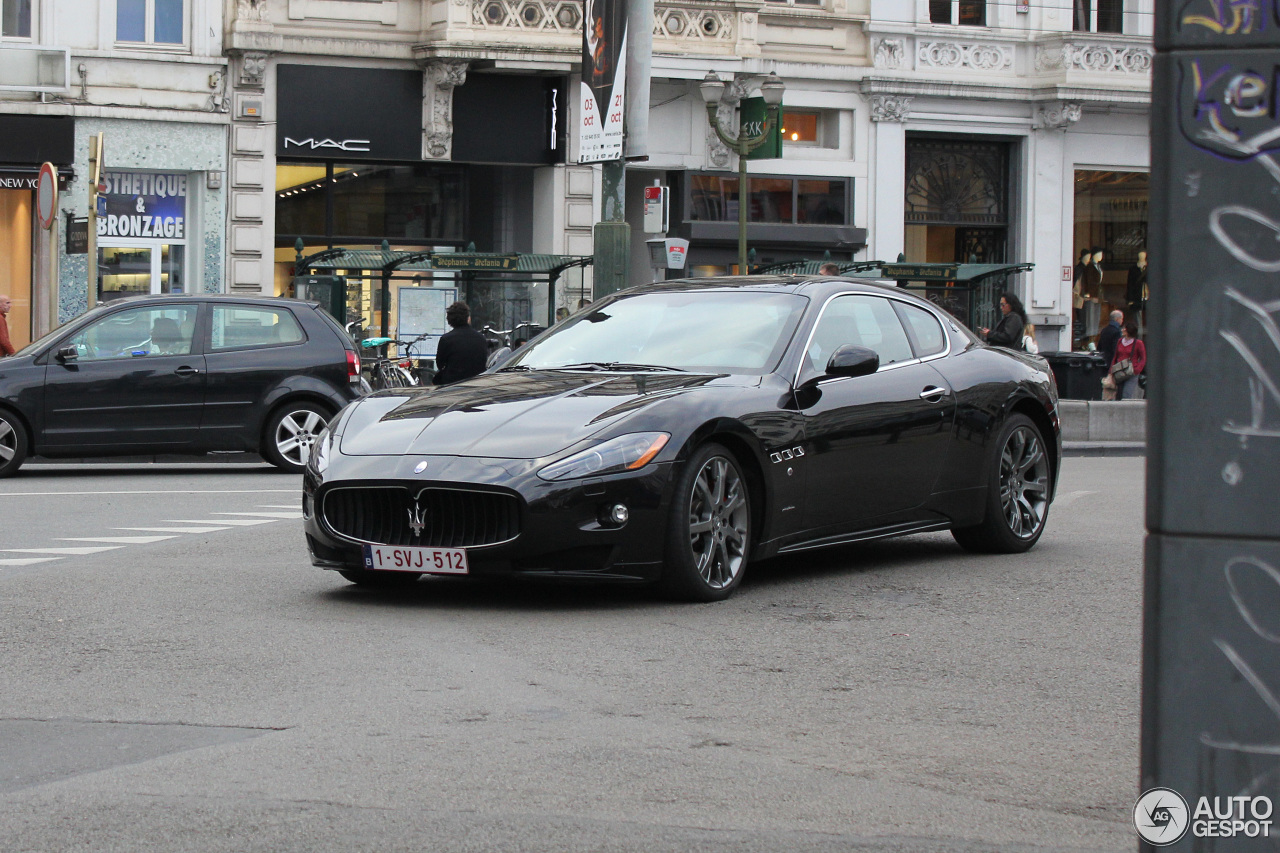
701, 71, 785, 274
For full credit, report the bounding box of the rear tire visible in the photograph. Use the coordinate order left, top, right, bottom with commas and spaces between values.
660, 442, 751, 602
952, 413, 1052, 553
339, 569, 422, 588
0, 409, 29, 478
262, 402, 332, 473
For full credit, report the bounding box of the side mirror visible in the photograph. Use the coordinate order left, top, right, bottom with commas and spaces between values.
56, 345, 78, 362
825, 345, 879, 378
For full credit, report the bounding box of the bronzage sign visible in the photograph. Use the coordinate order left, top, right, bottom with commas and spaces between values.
96, 171, 187, 240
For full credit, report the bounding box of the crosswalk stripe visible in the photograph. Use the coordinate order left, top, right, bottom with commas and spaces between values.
0, 546, 124, 555
256, 505, 301, 510
117, 526, 232, 534
58, 536, 177, 545
164, 518, 277, 527
215, 511, 302, 519
0, 557, 63, 566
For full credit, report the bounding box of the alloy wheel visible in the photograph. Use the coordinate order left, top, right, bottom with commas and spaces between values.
687, 456, 749, 589
999, 425, 1050, 539
275, 409, 327, 466
0, 418, 16, 465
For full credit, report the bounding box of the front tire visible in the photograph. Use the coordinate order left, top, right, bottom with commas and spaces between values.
262, 402, 331, 473
661, 442, 751, 602
0, 409, 29, 478
953, 413, 1052, 553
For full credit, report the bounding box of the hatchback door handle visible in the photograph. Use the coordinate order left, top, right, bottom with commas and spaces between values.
919, 386, 948, 402
174, 366, 201, 376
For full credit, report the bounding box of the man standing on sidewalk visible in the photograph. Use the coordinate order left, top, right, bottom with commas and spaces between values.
0, 294, 15, 357
1097, 309, 1123, 367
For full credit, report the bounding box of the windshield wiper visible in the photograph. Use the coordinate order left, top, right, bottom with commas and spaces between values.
550, 362, 685, 373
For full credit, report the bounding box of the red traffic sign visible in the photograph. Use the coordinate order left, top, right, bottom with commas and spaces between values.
36, 162, 58, 230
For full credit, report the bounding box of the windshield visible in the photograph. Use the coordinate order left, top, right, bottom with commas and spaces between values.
506, 290, 808, 375
11, 303, 115, 359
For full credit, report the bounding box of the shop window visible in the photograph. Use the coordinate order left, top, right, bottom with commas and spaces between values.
929, 0, 985, 26
689, 174, 847, 225
1073, 169, 1149, 342
779, 111, 839, 149
1074, 0, 1123, 33
117, 0, 185, 46
2, 0, 32, 38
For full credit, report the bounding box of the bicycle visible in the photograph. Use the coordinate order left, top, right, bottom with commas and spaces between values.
347, 322, 418, 390
480, 322, 545, 369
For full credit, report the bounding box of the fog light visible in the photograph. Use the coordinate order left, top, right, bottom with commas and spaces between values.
606, 503, 629, 525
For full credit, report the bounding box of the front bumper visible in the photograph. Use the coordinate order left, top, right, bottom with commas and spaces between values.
303, 453, 674, 583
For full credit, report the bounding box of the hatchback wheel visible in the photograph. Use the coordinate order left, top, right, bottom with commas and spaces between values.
263, 402, 331, 473
0, 410, 29, 478
953, 413, 1052, 553
661, 442, 751, 602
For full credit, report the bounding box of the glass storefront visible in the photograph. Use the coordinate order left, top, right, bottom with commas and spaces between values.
0, 187, 33, 349
96, 170, 190, 302
1072, 170, 1149, 347
689, 174, 847, 226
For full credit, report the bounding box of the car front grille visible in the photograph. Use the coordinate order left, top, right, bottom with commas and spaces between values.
321, 486, 522, 548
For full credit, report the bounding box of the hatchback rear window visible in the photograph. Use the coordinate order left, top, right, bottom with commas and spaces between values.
211, 306, 305, 350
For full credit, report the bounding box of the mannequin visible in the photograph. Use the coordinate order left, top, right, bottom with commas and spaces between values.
1081, 248, 1105, 341
1126, 250, 1148, 325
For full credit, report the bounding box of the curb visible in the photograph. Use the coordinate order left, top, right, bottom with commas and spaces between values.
1062, 441, 1146, 457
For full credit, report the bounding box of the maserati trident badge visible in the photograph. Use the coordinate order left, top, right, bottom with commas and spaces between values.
407, 501, 427, 537
414, 460, 428, 473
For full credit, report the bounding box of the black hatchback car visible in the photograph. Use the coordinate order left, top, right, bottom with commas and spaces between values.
0, 294, 368, 476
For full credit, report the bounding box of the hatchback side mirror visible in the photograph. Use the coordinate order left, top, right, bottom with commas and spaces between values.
826, 345, 879, 378
56, 345, 78, 362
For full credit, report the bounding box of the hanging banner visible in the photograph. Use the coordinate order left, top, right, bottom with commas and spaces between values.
578, 0, 627, 163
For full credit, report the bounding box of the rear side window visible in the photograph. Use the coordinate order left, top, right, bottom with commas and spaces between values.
211, 306, 305, 351
896, 303, 947, 358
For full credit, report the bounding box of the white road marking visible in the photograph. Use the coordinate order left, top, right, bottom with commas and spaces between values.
57, 536, 177, 545
256, 505, 302, 510
0, 546, 124, 555
117, 526, 232, 534
164, 518, 277, 527
215, 511, 302, 519
0, 557, 63, 566
0, 490, 297, 497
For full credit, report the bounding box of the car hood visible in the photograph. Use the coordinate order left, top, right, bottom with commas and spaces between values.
338, 370, 727, 458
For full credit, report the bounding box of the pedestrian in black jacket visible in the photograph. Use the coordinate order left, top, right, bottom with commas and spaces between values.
1097, 310, 1123, 366
980, 292, 1026, 351
432, 301, 488, 385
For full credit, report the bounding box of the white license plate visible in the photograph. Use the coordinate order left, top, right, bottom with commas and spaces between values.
362, 544, 469, 574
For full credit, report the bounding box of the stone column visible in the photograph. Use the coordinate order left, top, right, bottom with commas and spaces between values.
1029, 102, 1082, 351
422, 60, 469, 161
868, 94, 911, 262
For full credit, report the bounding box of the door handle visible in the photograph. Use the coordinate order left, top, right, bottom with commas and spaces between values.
174, 366, 201, 376
919, 385, 948, 402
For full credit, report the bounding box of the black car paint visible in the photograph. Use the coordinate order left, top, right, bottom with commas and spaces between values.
0, 295, 363, 459
303, 277, 1060, 581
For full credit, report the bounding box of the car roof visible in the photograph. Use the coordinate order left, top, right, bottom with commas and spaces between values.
619, 274, 916, 299
95, 293, 319, 308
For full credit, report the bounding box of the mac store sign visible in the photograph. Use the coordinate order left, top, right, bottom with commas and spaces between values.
276, 65, 422, 162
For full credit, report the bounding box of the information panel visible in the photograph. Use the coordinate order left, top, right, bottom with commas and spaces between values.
397, 286, 457, 359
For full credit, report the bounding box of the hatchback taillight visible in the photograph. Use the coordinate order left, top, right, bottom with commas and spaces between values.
346, 350, 360, 382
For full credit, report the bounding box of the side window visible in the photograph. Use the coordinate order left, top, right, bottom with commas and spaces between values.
211, 306, 305, 351
65, 305, 198, 361
808, 295, 915, 371
896, 303, 947, 358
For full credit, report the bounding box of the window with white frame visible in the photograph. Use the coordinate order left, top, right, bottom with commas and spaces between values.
117, 0, 186, 46
1074, 0, 1123, 33
2, 0, 32, 38
929, 0, 985, 26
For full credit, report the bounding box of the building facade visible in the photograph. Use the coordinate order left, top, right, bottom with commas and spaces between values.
222, 0, 1151, 352
0, 0, 229, 347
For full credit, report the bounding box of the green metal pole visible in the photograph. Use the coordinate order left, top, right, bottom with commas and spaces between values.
738, 141, 748, 274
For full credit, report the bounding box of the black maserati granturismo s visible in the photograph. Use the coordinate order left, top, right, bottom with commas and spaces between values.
302, 276, 1060, 601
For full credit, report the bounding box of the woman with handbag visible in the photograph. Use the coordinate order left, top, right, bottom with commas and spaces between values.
1110, 322, 1147, 400
979, 292, 1027, 351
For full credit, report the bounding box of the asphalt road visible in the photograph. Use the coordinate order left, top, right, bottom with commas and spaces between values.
0, 457, 1144, 853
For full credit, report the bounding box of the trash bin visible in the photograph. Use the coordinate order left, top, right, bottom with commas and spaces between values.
1040, 351, 1107, 401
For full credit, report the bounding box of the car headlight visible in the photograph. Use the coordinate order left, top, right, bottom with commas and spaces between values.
537, 432, 670, 481
308, 426, 334, 475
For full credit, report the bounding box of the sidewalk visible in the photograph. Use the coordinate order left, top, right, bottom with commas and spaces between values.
1059, 399, 1145, 456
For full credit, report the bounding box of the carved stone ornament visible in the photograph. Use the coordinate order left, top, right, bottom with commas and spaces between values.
422, 60, 469, 160
873, 38, 905, 70
705, 73, 749, 171
869, 95, 912, 123
917, 41, 1011, 72
1035, 101, 1083, 130
239, 52, 269, 88
1035, 42, 1154, 75
235, 0, 269, 23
